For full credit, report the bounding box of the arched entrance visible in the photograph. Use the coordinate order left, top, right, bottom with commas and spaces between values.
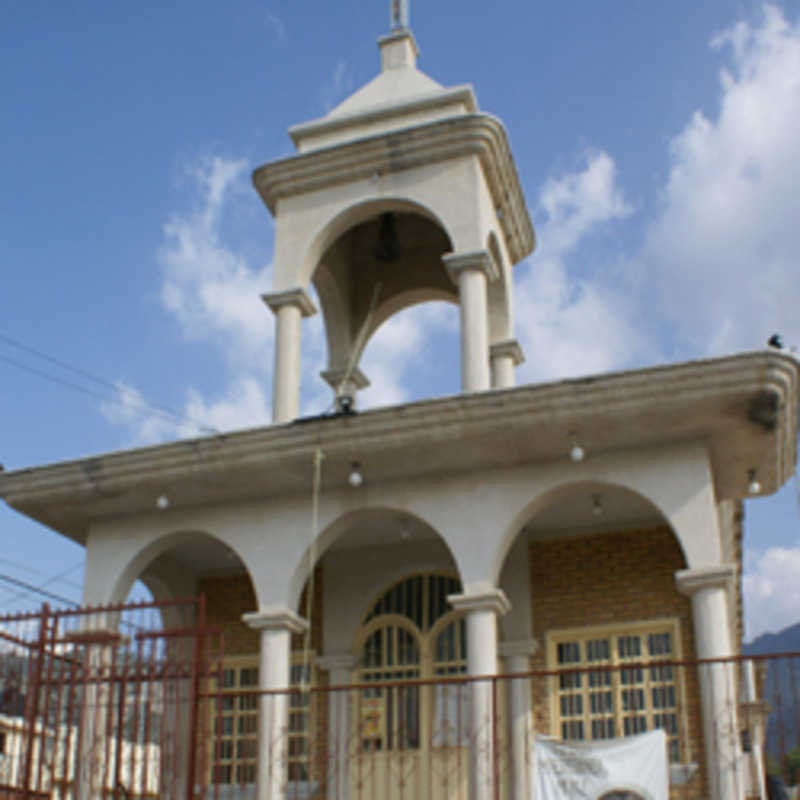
497, 481, 699, 771
352, 573, 469, 800
355, 573, 467, 749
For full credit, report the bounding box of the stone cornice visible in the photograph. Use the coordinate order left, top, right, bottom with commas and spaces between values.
261, 288, 317, 318
243, 607, 308, 634
675, 565, 736, 596
255, 113, 535, 265
1, 351, 796, 543
442, 250, 499, 283
448, 588, 510, 616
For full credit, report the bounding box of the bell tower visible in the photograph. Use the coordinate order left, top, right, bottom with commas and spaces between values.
255, 8, 535, 423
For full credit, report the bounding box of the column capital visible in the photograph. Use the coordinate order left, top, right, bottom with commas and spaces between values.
443, 250, 499, 284
261, 287, 317, 317
242, 607, 308, 634
498, 638, 538, 659
321, 366, 371, 392
675, 564, 735, 596
490, 338, 525, 366
448, 588, 510, 616
316, 652, 357, 672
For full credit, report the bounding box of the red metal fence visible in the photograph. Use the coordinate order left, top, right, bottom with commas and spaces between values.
0, 598, 221, 800
2, 601, 799, 800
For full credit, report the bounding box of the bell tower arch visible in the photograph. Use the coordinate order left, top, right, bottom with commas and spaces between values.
254, 19, 535, 422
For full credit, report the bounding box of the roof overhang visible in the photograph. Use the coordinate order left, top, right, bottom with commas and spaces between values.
1, 351, 797, 545
254, 113, 536, 264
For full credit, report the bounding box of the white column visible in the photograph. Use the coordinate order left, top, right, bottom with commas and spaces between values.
676, 565, 744, 800
443, 251, 498, 393
244, 608, 308, 800
448, 588, 510, 800
489, 339, 525, 389
262, 288, 317, 424
499, 639, 537, 800
317, 653, 356, 800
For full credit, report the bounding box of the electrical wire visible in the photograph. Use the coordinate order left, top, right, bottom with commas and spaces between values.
0, 333, 219, 435
0, 561, 84, 608
0, 574, 80, 608
0, 556, 83, 590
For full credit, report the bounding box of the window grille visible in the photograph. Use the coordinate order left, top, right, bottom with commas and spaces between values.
549, 621, 683, 762
211, 656, 316, 785
358, 573, 466, 752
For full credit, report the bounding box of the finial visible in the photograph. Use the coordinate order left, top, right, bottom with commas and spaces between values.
391, 0, 409, 31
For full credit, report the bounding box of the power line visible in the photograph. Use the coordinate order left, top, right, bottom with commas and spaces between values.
0, 333, 219, 435
0, 556, 82, 590
0, 574, 80, 608
0, 561, 84, 608
0, 574, 151, 634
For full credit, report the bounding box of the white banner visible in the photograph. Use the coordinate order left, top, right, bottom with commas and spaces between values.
533, 730, 669, 800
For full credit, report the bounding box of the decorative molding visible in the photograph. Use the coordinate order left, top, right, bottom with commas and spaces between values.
261, 288, 317, 318
442, 250, 499, 284
255, 114, 535, 265
242, 607, 308, 634
1, 351, 796, 543
675, 565, 736, 596
448, 588, 510, 616
490, 339, 525, 366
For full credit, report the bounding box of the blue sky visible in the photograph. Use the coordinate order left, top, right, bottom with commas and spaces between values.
1, 1, 799, 639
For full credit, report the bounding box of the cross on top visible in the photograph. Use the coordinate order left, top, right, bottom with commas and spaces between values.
391, 0, 409, 30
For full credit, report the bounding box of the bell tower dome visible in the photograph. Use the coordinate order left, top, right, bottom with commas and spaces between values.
255, 7, 535, 422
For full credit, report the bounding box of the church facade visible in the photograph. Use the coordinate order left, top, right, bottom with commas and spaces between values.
1, 13, 798, 800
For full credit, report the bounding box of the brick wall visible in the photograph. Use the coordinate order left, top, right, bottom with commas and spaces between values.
528, 526, 707, 799
198, 567, 324, 657
198, 573, 259, 656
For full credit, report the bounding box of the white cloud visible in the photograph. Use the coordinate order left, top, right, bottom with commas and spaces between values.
182, 377, 270, 434
643, 4, 800, 356
537, 150, 632, 256
515, 150, 637, 383
103, 156, 284, 442
360, 302, 459, 408
744, 543, 800, 639
159, 156, 273, 360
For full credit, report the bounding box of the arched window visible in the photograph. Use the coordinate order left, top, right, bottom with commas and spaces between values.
356, 574, 466, 751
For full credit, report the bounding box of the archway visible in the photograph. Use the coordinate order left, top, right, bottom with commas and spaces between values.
496, 481, 695, 767
358, 299, 460, 407
308, 199, 457, 404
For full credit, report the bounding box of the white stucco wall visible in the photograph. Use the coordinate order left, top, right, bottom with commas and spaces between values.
82, 439, 722, 622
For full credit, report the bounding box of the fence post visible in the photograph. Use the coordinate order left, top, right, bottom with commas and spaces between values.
185, 594, 207, 800
21, 603, 49, 799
